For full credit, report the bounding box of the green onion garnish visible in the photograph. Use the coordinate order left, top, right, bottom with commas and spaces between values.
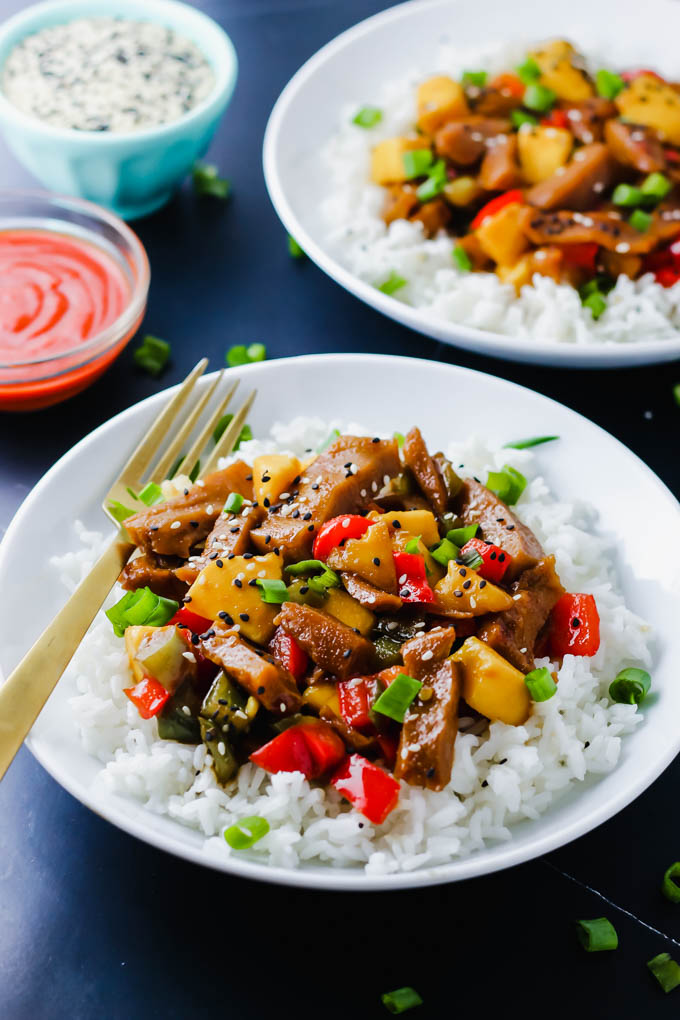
285, 560, 340, 591
288, 234, 305, 259
402, 148, 434, 179
612, 183, 643, 207
575, 917, 618, 952
486, 465, 527, 505
503, 435, 559, 449
317, 428, 340, 452
126, 487, 139, 501
373, 673, 423, 723
662, 862, 680, 904
524, 666, 557, 702
378, 271, 407, 296
108, 500, 136, 524
630, 208, 653, 233
595, 69, 625, 100
213, 413, 252, 449
462, 70, 487, 88
189, 460, 201, 483
452, 244, 472, 271
133, 334, 170, 376
647, 953, 680, 993
674, 383, 680, 406
381, 987, 423, 1014
416, 159, 447, 202
352, 105, 382, 128
235, 425, 253, 449
256, 578, 289, 604
168, 455, 185, 479
393, 431, 405, 447
511, 110, 538, 129
446, 524, 478, 546
430, 537, 460, 567
226, 342, 267, 367
224, 815, 270, 849
404, 536, 422, 554
192, 162, 230, 199
106, 587, 178, 638
640, 172, 672, 202
523, 82, 557, 112
224, 492, 244, 514
516, 56, 541, 84
138, 481, 163, 506
608, 667, 651, 705
583, 291, 608, 320
459, 547, 483, 569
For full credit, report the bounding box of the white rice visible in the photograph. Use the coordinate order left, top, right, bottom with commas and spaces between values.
53, 416, 652, 874
321, 38, 680, 346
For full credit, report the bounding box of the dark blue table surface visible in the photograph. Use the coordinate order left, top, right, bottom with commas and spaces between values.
1, 2, 679, 1017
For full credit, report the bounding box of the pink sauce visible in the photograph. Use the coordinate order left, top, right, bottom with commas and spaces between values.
0, 228, 131, 363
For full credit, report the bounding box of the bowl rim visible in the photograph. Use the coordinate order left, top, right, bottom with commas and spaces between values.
0, 0, 238, 144
0, 188, 150, 373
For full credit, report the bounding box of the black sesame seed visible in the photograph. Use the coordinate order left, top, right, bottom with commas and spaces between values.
572, 617, 581, 628
150, 526, 159, 531
459, 567, 467, 577
479, 580, 487, 589
303, 512, 312, 521
189, 520, 199, 528
257, 686, 265, 695
292, 475, 301, 485
292, 510, 300, 519
263, 498, 270, 508
243, 553, 253, 560
230, 526, 240, 533
218, 611, 233, 624
265, 535, 271, 544
274, 548, 281, 555
183, 595, 192, 603
240, 613, 250, 622
261, 474, 271, 483
392, 520, 401, 529
499, 758, 507, 764
311, 483, 319, 490
234, 578, 242, 588
209, 551, 219, 559
245, 474, 253, 481
248, 578, 258, 587
481, 780, 488, 788
307, 525, 314, 532
191, 634, 200, 645
454, 590, 463, 598
300, 585, 309, 595
498, 553, 506, 563
506, 524, 515, 531
205, 729, 216, 742
400, 588, 410, 598
216, 559, 223, 568
373, 557, 381, 566
462, 580, 471, 589
426, 767, 435, 779
342, 649, 351, 658
218, 698, 228, 706
489, 551, 497, 560
211, 708, 220, 721
227, 553, 235, 560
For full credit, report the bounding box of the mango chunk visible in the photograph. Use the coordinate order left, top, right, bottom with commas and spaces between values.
435, 560, 513, 615
452, 636, 531, 725
382, 508, 441, 548
186, 552, 283, 645
371, 137, 429, 184
530, 40, 594, 102
327, 518, 397, 592
476, 202, 531, 266
252, 454, 301, 506
324, 587, 375, 636
518, 124, 573, 183
417, 75, 469, 134
616, 75, 680, 145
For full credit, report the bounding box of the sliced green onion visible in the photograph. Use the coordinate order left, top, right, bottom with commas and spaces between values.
662, 862, 680, 904
224, 492, 244, 514
133, 334, 170, 376
608, 667, 651, 705
373, 673, 423, 723
511, 109, 538, 129
285, 560, 340, 591
168, 455, 185, 479
288, 234, 306, 258
462, 70, 487, 88
317, 428, 340, 452
516, 56, 541, 84
459, 547, 483, 569
575, 917, 618, 952
525, 666, 557, 702
393, 431, 405, 447
213, 414, 252, 449
106, 586, 178, 638
226, 342, 267, 367
486, 465, 527, 505
452, 244, 472, 271
446, 524, 478, 546
612, 183, 643, 207
352, 105, 382, 128
108, 500, 136, 525
402, 148, 434, 179
192, 162, 230, 199
640, 171, 672, 202
378, 271, 407, 296
256, 578, 289, 604
647, 953, 680, 993
416, 159, 447, 202
235, 424, 252, 450
247, 342, 267, 362
630, 208, 653, 232
381, 987, 423, 1014
285, 559, 329, 576
430, 537, 460, 567
224, 815, 270, 849
138, 481, 163, 506
523, 83, 556, 112
503, 435, 559, 449
188, 460, 201, 483
583, 291, 608, 320
126, 487, 140, 502
595, 69, 625, 100
673, 382, 680, 406
404, 536, 422, 554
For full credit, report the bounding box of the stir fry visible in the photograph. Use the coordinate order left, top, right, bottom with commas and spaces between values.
370, 40, 680, 314
111, 429, 601, 825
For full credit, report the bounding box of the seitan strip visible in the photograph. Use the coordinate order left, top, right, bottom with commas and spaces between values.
278, 601, 376, 679
199, 624, 301, 714
455, 479, 542, 581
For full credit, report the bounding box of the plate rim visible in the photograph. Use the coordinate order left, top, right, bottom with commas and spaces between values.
3, 351, 680, 890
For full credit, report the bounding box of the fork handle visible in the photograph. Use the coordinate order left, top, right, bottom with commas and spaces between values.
0, 534, 134, 780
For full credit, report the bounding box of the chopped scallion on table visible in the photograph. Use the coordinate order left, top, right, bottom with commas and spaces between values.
381, 987, 423, 1014
503, 435, 559, 449
462, 70, 487, 87
516, 56, 541, 84
575, 917, 619, 952
224, 815, 270, 849
595, 69, 625, 100
192, 162, 230, 199
524, 666, 557, 702
256, 578, 289, 604
402, 148, 434, 179
378, 271, 407, 296
287, 234, 306, 258
647, 953, 680, 993
630, 208, 653, 232
523, 82, 556, 112
662, 862, 680, 904
608, 667, 651, 705
352, 105, 382, 128
226, 342, 267, 367
138, 481, 163, 506
452, 244, 472, 271
224, 492, 244, 514
373, 673, 423, 723
133, 334, 170, 376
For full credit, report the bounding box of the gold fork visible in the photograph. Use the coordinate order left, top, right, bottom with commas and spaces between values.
0, 359, 256, 781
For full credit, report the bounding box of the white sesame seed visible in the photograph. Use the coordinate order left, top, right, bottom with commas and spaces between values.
469, 596, 476, 608
234, 709, 248, 721
593, 181, 605, 193
371, 481, 378, 492
360, 489, 367, 498
258, 570, 266, 578
280, 703, 286, 713
615, 242, 631, 254
470, 131, 484, 142
421, 649, 434, 661
519, 647, 527, 654
342, 518, 351, 528
279, 492, 290, 500
386, 621, 398, 631
170, 520, 181, 530
414, 621, 426, 628
217, 741, 226, 755
574, 150, 587, 162
206, 504, 214, 514
581, 130, 594, 144
182, 651, 197, 663
644, 410, 653, 420
398, 573, 407, 585
383, 474, 390, 486
555, 166, 566, 176
567, 109, 582, 121
300, 476, 309, 483
182, 705, 191, 716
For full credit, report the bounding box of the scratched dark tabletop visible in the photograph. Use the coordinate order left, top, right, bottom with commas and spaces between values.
1, 1, 679, 1017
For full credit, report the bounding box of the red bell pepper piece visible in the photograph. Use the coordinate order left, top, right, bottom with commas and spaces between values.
312, 514, 373, 561
170, 607, 213, 635
471, 189, 524, 230
548, 593, 600, 657
269, 628, 308, 682
460, 536, 512, 583
560, 242, 599, 271
655, 267, 680, 288
541, 109, 569, 129
393, 551, 434, 603
376, 732, 399, 769
621, 68, 665, 83
171, 610, 218, 692
489, 71, 525, 98
123, 676, 170, 719
298, 720, 346, 775
250, 720, 345, 779
338, 678, 373, 730
332, 754, 401, 825
665, 148, 680, 164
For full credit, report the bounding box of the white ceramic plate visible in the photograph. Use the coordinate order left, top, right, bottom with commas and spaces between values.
263, 0, 680, 368
1, 354, 679, 889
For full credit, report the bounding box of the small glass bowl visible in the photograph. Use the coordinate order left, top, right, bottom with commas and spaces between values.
0, 189, 149, 411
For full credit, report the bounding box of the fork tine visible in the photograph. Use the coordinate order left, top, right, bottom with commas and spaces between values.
179, 377, 240, 480
201, 389, 257, 476
149, 369, 227, 483
116, 358, 208, 486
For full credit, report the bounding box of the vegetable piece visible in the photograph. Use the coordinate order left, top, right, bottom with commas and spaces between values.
446, 523, 479, 545
451, 637, 531, 725
201, 670, 255, 734
511, 110, 538, 129
106, 587, 179, 637
226, 343, 267, 367
582, 290, 607, 320
434, 560, 513, 615
516, 57, 541, 84
250, 720, 344, 778
186, 552, 284, 645
596, 69, 625, 100
371, 137, 431, 184
324, 587, 375, 636
470, 188, 525, 230
491, 71, 526, 97
452, 244, 472, 271
169, 607, 213, 634
331, 753, 401, 824
327, 517, 397, 591
647, 954, 680, 993
608, 667, 651, 705
416, 159, 447, 202
548, 593, 600, 657
302, 681, 341, 718
662, 862, 680, 904
616, 74, 680, 146
630, 209, 653, 233
212, 414, 253, 449
133, 334, 170, 376
287, 234, 305, 258
133, 625, 192, 693
641, 171, 672, 201
402, 148, 434, 178
224, 816, 270, 849
298, 719, 347, 774
443, 176, 483, 207
373, 673, 423, 723
503, 435, 558, 449
381, 987, 423, 1014
393, 551, 434, 603
529, 40, 594, 102
517, 124, 572, 183
252, 453, 301, 506
524, 666, 557, 702
270, 629, 308, 681
486, 465, 527, 504
108, 500, 136, 525
192, 163, 230, 198
430, 537, 460, 567
459, 546, 483, 570
157, 680, 201, 743
313, 514, 374, 561
256, 578, 288, 604
475, 201, 531, 266
123, 676, 170, 719
138, 481, 163, 506
373, 634, 403, 668
384, 509, 441, 549
352, 105, 382, 128
338, 678, 374, 730
224, 492, 244, 514
460, 536, 512, 583
199, 715, 239, 783
575, 918, 619, 952
462, 70, 487, 87
523, 83, 557, 113
540, 108, 569, 129
416, 75, 468, 134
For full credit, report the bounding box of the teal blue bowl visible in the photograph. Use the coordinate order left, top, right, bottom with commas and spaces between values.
0, 0, 237, 219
